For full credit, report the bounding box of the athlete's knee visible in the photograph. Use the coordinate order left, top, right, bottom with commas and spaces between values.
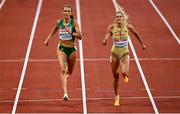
61, 69, 69, 75
61, 69, 66, 75
122, 72, 128, 77
69, 70, 73, 75
121, 67, 129, 75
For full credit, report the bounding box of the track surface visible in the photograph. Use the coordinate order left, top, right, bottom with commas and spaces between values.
0, 0, 179, 113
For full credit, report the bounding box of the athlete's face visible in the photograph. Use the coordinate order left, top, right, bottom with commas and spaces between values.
115, 12, 123, 24
63, 7, 72, 19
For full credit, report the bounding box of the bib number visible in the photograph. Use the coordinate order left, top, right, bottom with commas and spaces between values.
59, 29, 72, 40
113, 40, 128, 48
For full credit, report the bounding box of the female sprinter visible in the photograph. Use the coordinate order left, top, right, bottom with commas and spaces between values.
102, 10, 146, 106
44, 5, 82, 101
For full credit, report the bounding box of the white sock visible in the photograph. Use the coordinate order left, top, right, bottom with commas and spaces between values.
115, 95, 119, 99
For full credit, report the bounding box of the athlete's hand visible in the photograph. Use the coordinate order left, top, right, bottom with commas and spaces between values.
142, 44, 146, 50
44, 39, 49, 46
102, 39, 107, 45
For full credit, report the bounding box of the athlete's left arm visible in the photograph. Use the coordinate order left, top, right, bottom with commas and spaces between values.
127, 24, 146, 50
72, 20, 82, 40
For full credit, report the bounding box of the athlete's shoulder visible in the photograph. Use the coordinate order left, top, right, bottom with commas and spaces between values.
72, 19, 79, 27
57, 19, 63, 24
125, 22, 132, 28
108, 23, 114, 28
107, 24, 114, 31
73, 19, 78, 24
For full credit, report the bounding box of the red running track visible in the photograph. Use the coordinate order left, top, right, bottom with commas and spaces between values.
0, 0, 179, 113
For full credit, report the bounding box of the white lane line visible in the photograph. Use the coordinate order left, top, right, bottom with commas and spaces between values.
76, 0, 87, 114
12, 88, 27, 90
148, 0, 180, 45
0, 57, 180, 62
0, 0, 5, 10
1, 95, 180, 103
11, 0, 43, 114
112, 0, 159, 113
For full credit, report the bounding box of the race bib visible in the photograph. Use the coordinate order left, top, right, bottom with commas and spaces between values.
113, 40, 128, 48
59, 29, 72, 40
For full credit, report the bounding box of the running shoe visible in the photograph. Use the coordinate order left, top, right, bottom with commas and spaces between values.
63, 94, 69, 101
123, 75, 129, 83
114, 95, 120, 106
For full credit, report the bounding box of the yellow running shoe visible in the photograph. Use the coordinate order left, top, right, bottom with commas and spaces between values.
123, 75, 129, 83
114, 95, 120, 106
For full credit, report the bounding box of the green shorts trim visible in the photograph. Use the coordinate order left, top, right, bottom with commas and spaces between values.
58, 45, 76, 58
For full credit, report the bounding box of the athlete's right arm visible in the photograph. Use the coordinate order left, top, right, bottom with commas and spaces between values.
44, 23, 58, 46
102, 24, 113, 46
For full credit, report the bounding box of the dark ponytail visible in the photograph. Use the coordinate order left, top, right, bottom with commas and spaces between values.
70, 15, 74, 19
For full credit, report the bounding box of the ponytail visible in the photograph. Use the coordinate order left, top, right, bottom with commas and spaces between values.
70, 15, 74, 19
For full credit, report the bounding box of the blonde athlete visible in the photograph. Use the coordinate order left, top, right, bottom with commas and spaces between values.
44, 5, 82, 101
103, 11, 146, 106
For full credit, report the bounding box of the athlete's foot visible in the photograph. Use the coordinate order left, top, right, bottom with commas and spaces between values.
114, 95, 120, 106
63, 94, 69, 101
123, 75, 129, 83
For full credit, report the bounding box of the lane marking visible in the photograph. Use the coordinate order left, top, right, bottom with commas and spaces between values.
1, 95, 180, 103
76, 88, 91, 91
140, 88, 155, 91
0, 57, 180, 62
1, 88, 180, 93
148, 0, 180, 45
75, 0, 87, 114
12, 88, 27, 90
112, 0, 159, 113
0, 0, 5, 10
11, 0, 43, 114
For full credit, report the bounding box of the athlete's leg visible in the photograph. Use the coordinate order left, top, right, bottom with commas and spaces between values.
110, 53, 120, 106
110, 53, 120, 96
120, 54, 129, 83
57, 49, 69, 100
68, 51, 77, 75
